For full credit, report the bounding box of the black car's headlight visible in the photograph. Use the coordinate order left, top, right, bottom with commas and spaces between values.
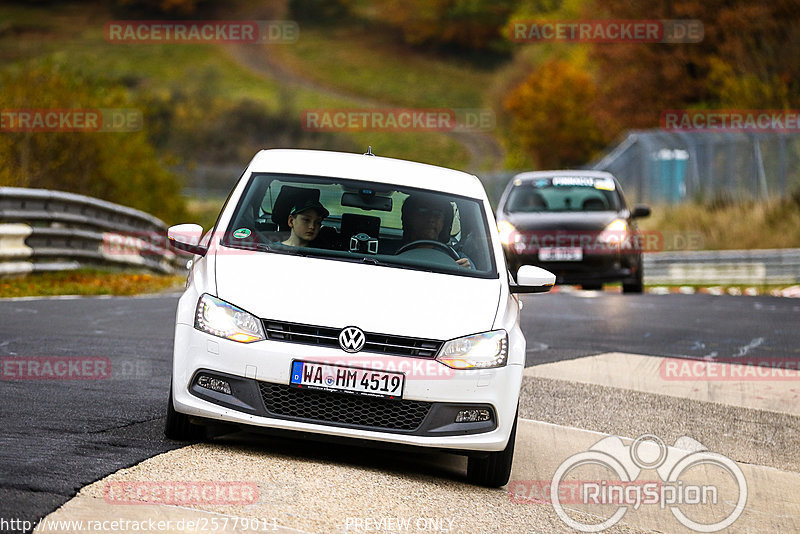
497, 221, 517, 246
597, 218, 628, 245
194, 294, 265, 343
436, 330, 508, 369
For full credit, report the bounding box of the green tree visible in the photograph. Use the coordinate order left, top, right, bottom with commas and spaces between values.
0, 62, 186, 223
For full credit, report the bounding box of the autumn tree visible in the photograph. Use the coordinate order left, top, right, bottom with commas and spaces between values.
372, 0, 519, 51
585, 0, 800, 134
504, 58, 606, 168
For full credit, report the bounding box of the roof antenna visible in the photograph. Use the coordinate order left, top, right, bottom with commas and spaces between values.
364, 146, 375, 156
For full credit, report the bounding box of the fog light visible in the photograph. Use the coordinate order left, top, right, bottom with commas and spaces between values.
197, 375, 232, 395
455, 409, 491, 423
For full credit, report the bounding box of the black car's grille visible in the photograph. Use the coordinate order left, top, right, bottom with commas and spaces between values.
258, 382, 432, 432
262, 320, 442, 358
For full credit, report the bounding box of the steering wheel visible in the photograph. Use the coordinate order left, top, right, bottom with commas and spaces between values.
396, 240, 462, 261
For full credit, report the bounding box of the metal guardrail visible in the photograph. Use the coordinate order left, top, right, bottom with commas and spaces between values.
0, 187, 187, 276
644, 249, 800, 286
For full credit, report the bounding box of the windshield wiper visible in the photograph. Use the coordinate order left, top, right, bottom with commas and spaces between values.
222, 241, 306, 256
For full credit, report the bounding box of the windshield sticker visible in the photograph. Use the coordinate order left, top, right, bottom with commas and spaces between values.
549, 176, 616, 190
594, 178, 616, 191
233, 228, 251, 239
552, 177, 596, 187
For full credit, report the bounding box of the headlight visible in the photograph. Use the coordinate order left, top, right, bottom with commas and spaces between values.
436, 330, 508, 369
597, 218, 628, 245
194, 294, 265, 343
497, 220, 517, 246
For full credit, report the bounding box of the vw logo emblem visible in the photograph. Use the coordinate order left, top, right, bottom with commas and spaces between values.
339, 326, 366, 353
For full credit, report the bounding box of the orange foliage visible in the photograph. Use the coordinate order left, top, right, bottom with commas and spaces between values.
504, 59, 606, 168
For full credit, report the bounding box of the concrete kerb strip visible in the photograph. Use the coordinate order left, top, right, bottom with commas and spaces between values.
33, 417, 800, 533
523, 351, 800, 417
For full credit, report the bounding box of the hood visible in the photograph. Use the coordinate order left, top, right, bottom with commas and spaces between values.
214, 251, 501, 341
502, 211, 621, 231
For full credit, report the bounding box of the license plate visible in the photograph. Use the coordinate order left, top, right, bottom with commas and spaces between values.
289, 361, 404, 399
539, 247, 583, 261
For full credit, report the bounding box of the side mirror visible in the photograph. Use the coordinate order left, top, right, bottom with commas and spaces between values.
510, 265, 555, 294
167, 223, 207, 256
631, 205, 651, 218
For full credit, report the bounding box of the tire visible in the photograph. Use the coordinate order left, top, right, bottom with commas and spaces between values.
164, 381, 205, 440
581, 283, 602, 291
467, 413, 517, 487
622, 270, 644, 294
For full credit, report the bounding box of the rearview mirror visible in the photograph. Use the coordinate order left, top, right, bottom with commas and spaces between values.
168, 223, 207, 256
341, 192, 393, 211
510, 265, 555, 294
631, 205, 651, 218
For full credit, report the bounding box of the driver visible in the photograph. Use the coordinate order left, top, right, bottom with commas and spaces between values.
400, 194, 471, 268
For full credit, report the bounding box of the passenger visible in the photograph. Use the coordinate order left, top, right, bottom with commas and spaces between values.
400, 194, 471, 268
282, 199, 329, 247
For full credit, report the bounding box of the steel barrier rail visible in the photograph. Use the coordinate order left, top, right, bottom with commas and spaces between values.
644, 248, 800, 286
0, 187, 187, 276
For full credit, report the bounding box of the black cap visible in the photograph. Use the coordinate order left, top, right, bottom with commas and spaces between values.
290, 199, 329, 219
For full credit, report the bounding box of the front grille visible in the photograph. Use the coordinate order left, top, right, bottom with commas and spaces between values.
262, 319, 442, 358
258, 382, 432, 432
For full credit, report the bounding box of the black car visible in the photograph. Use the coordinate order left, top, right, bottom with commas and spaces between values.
496, 171, 651, 293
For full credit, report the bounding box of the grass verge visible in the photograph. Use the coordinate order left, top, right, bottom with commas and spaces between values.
638, 193, 800, 250
0, 269, 185, 298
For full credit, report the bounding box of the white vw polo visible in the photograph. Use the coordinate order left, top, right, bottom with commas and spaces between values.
167, 148, 554, 487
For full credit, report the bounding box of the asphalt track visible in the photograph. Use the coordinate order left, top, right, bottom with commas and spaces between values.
1, 291, 798, 532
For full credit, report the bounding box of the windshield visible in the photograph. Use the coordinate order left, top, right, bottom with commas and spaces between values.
221, 173, 498, 278
505, 176, 623, 213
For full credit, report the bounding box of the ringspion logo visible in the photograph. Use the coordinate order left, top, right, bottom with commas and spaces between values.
546, 434, 747, 532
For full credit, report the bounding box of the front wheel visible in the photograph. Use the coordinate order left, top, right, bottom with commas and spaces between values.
622, 269, 644, 294
165, 381, 205, 440
467, 413, 517, 487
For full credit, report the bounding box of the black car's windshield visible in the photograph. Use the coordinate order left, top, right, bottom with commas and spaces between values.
221, 173, 498, 278
505, 176, 622, 213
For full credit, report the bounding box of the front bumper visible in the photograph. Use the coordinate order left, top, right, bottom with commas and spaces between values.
505, 248, 641, 285
172, 323, 522, 452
